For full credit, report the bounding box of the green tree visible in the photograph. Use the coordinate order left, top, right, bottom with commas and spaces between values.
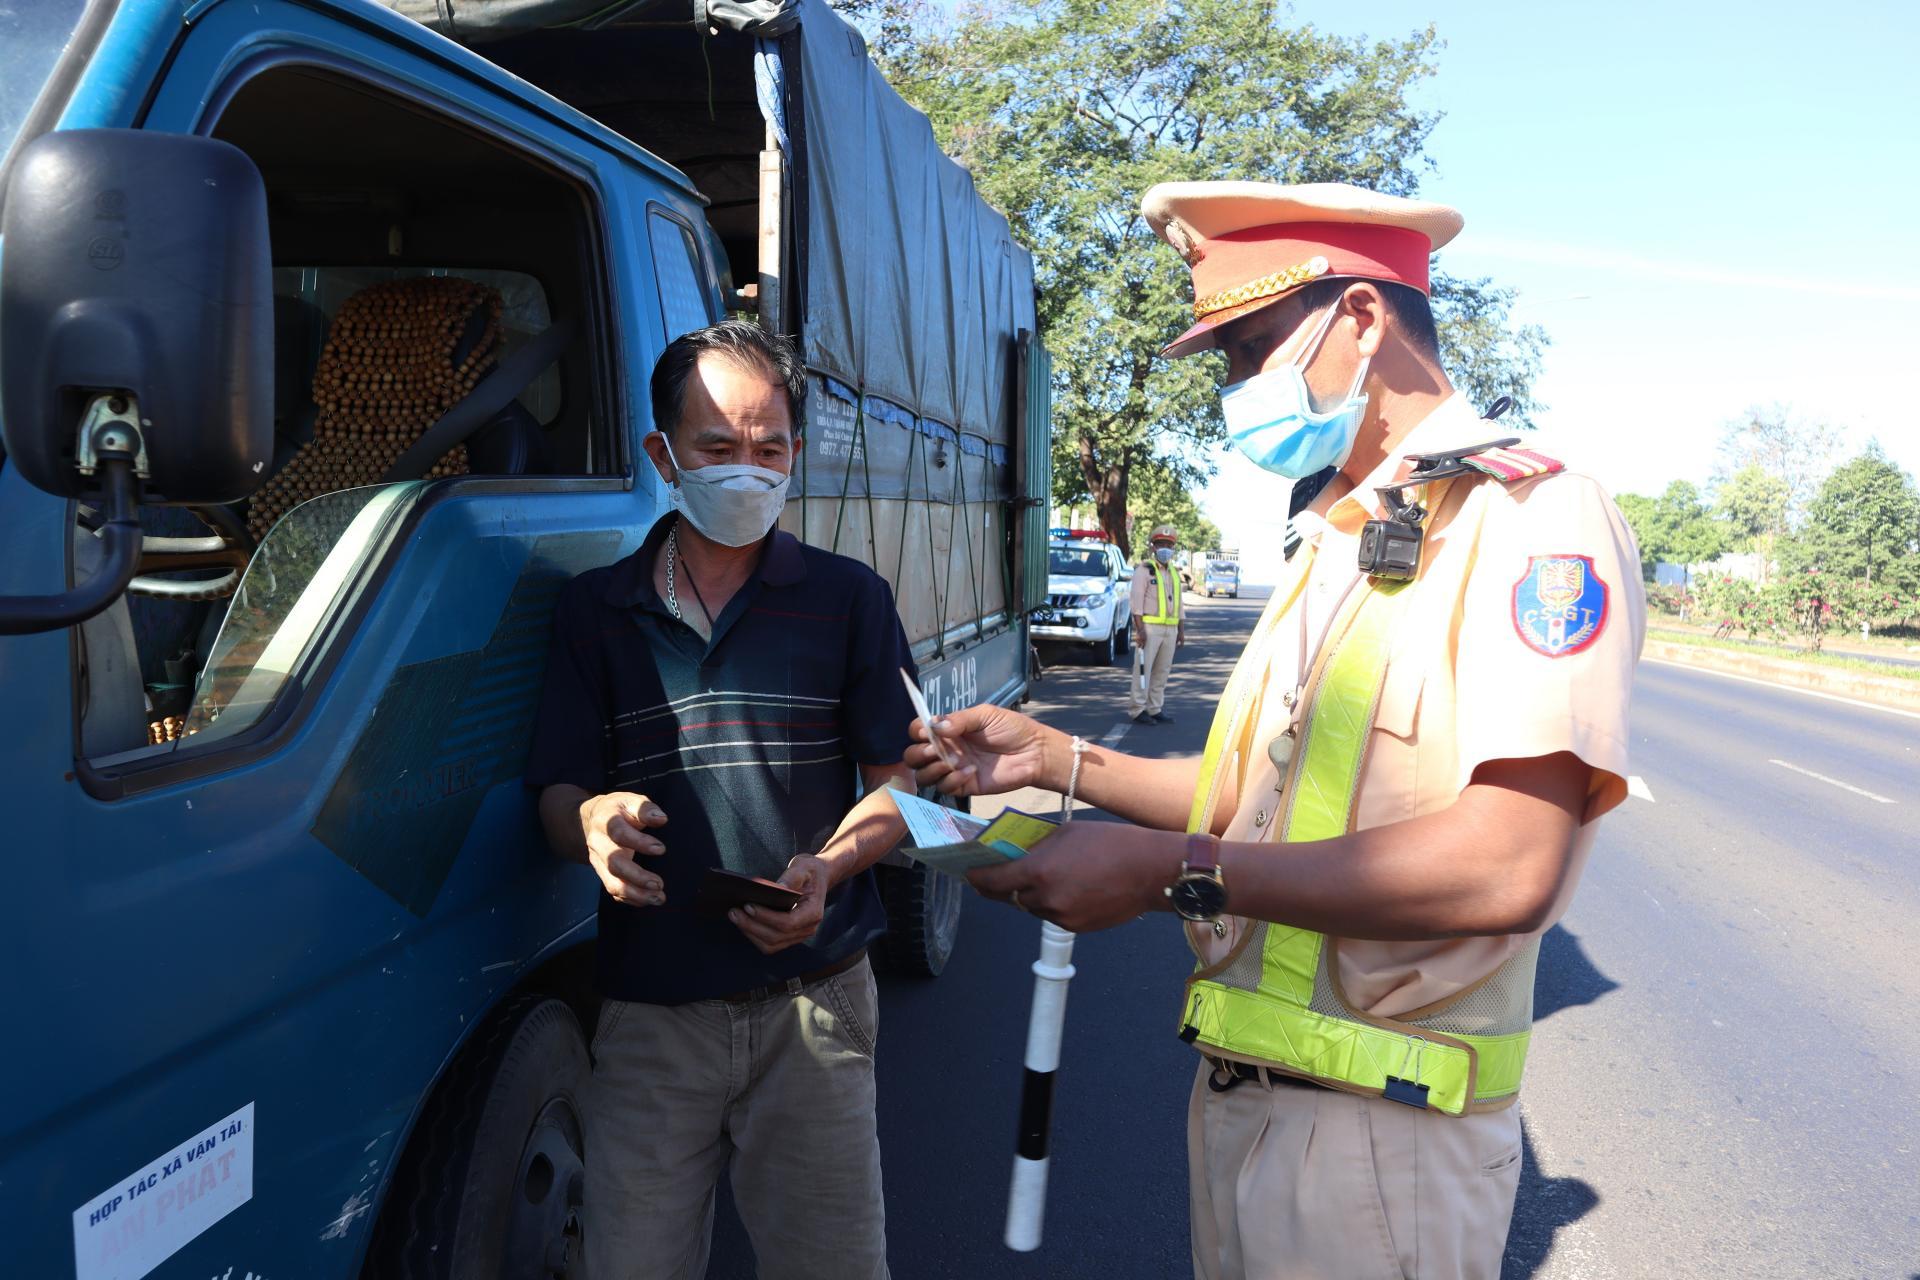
825, 0, 926, 62
1613, 492, 1661, 582
1713, 404, 1842, 533
1712, 462, 1790, 579
860, 0, 1545, 554
1430, 271, 1549, 423
1783, 444, 1920, 597
1615, 480, 1730, 586
1127, 461, 1221, 553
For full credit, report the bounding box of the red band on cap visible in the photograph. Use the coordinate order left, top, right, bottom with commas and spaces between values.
1193, 221, 1433, 303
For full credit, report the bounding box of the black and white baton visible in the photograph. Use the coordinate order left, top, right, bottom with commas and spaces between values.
1006, 919, 1076, 1250
1004, 734, 1088, 1252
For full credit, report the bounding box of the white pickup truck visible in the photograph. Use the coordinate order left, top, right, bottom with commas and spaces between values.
1030, 537, 1133, 664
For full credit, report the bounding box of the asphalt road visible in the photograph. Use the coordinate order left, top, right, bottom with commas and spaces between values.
705, 588, 1920, 1279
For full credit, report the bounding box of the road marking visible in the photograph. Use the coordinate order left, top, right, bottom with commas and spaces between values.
1627, 775, 1655, 803
1100, 721, 1132, 748
1766, 758, 1895, 804
1644, 656, 1920, 721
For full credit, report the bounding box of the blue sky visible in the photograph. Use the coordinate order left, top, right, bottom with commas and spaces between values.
1199, 0, 1920, 561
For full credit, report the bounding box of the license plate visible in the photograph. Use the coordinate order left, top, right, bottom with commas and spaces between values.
1031, 609, 1059, 624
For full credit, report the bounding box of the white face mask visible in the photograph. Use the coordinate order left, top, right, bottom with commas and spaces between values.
659, 435, 791, 547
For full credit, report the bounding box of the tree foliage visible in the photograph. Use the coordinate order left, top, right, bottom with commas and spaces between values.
1614, 480, 1730, 585
839, 0, 1548, 554
1709, 462, 1789, 582
1430, 271, 1548, 423
1125, 462, 1221, 552
1713, 404, 1843, 533
1783, 444, 1920, 594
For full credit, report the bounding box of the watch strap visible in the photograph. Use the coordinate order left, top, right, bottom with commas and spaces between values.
1184, 831, 1221, 875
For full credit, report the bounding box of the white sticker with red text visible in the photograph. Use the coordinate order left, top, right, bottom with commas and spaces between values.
73, 1102, 255, 1280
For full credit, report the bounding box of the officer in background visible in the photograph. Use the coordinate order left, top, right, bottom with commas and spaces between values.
909, 181, 1645, 1279
1129, 524, 1186, 724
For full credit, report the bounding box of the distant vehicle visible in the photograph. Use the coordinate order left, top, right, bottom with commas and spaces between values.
1187, 548, 1240, 595
1030, 536, 1133, 664
1203, 560, 1241, 598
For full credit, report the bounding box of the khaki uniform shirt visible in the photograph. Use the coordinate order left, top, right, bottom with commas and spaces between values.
1194, 394, 1646, 1016
1131, 560, 1181, 622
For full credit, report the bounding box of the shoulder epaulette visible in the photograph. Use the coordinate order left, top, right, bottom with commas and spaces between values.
1457, 443, 1563, 483
1405, 437, 1564, 487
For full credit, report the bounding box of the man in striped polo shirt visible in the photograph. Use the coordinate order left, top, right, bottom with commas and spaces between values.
529, 320, 916, 1280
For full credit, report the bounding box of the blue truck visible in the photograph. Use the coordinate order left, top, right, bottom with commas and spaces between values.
0, 1, 1051, 1274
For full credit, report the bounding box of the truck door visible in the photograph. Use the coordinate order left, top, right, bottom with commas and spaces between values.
1, 4, 716, 1275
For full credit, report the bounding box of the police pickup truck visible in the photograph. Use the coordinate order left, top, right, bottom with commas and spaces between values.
1029, 532, 1132, 664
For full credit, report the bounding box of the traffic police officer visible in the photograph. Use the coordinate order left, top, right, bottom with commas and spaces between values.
908, 181, 1645, 1279
1130, 523, 1186, 724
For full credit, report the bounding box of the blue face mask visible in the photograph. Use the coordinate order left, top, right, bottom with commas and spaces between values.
1218, 305, 1371, 479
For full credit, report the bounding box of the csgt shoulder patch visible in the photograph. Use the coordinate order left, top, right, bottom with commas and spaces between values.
1512, 554, 1609, 657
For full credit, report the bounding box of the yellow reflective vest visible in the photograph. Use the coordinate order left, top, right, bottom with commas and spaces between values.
1141, 561, 1180, 625
1178, 548, 1534, 1116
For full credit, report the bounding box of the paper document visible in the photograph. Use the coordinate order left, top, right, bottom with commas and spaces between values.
892, 788, 990, 848
889, 791, 1058, 872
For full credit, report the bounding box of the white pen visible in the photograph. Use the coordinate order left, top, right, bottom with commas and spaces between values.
900, 667, 961, 768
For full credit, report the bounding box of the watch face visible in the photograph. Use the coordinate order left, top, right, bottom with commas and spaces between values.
1170, 874, 1228, 921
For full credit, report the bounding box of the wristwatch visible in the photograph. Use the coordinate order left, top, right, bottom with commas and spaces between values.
1166, 833, 1228, 922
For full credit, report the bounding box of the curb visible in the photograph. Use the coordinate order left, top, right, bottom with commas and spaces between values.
1642, 639, 1920, 712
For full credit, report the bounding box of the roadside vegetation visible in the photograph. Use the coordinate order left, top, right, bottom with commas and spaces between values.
1620, 408, 1920, 657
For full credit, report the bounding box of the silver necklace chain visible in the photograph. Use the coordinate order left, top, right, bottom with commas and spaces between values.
664, 525, 681, 620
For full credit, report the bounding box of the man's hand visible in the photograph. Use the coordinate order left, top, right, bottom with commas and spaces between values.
1176, 624, 1186, 648
580, 792, 669, 907
1134, 622, 1148, 650
732, 853, 831, 954
967, 820, 1183, 933
906, 703, 1057, 797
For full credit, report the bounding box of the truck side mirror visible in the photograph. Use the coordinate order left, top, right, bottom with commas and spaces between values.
0, 129, 272, 634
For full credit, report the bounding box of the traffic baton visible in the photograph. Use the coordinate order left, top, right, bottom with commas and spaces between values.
1005, 919, 1076, 1251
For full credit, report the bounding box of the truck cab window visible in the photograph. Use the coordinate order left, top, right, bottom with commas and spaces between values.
648, 211, 715, 341
77, 65, 615, 764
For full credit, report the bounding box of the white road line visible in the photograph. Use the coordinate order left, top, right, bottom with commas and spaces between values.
1643, 656, 1920, 721
1100, 721, 1132, 748
1767, 758, 1896, 804
1627, 775, 1655, 803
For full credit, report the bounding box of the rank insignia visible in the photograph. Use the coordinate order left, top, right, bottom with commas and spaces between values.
1512, 555, 1608, 658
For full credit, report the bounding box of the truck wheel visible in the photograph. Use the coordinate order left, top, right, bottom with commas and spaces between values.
878, 860, 963, 977
1099, 627, 1117, 666
1116, 623, 1131, 657
363, 996, 589, 1280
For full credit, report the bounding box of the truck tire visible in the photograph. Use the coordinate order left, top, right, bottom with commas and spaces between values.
1098, 626, 1117, 666
364, 996, 589, 1280
1116, 622, 1131, 657
877, 860, 963, 977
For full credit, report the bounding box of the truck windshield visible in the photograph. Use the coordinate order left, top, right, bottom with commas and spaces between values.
0, 0, 97, 164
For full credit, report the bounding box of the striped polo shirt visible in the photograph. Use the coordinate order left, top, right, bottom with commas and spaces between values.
527, 515, 917, 1004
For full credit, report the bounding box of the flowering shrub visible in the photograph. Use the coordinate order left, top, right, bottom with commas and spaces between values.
1695, 573, 1920, 650
1647, 583, 1693, 618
